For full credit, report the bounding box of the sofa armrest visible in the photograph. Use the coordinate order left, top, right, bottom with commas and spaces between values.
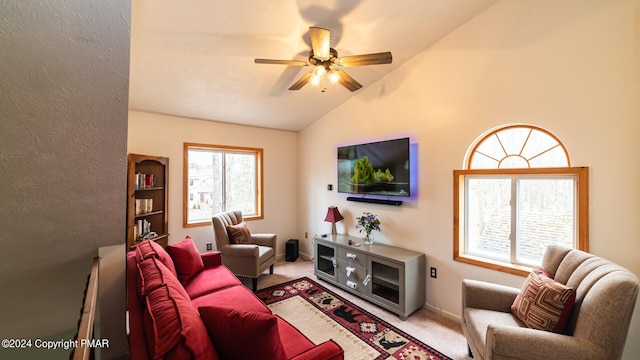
220, 244, 259, 258
462, 279, 520, 313
201, 251, 222, 268
289, 340, 344, 360
486, 324, 604, 360
251, 233, 277, 249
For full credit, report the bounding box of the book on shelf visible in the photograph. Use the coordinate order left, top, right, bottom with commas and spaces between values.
135, 199, 153, 214
135, 172, 156, 189
135, 218, 153, 242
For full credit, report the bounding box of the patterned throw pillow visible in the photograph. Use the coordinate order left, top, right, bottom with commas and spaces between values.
511, 267, 576, 333
226, 222, 253, 244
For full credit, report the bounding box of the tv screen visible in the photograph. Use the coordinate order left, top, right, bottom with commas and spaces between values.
337, 138, 410, 197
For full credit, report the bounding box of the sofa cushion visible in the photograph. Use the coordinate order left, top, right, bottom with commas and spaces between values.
511, 267, 576, 333
183, 265, 243, 299
226, 221, 252, 244
135, 239, 177, 278
464, 307, 525, 354
144, 284, 217, 360
166, 236, 205, 283
191, 285, 271, 314
137, 257, 186, 298
199, 306, 287, 360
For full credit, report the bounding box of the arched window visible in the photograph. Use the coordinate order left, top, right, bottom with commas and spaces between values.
467, 125, 570, 169
454, 125, 588, 276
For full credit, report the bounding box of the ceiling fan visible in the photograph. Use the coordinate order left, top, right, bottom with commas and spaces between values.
255, 27, 392, 92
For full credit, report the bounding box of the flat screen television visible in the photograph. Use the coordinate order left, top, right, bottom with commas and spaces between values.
337, 137, 410, 197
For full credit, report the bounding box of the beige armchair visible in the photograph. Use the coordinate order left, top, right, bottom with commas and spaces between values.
462, 245, 639, 360
211, 210, 276, 292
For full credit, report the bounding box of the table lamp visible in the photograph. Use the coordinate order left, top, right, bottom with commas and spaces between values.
324, 206, 344, 235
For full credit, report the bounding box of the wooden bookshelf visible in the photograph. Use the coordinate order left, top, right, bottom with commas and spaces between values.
127, 154, 169, 249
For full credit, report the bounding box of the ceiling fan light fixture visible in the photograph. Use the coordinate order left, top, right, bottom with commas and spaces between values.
310, 74, 322, 86
255, 26, 392, 92
328, 70, 340, 84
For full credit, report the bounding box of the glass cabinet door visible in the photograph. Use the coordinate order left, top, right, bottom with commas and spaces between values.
316, 242, 336, 278
370, 259, 401, 306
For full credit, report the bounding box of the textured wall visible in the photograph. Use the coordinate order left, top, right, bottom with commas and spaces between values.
0, 0, 130, 352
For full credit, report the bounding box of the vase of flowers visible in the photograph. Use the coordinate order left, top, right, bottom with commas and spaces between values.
356, 212, 381, 245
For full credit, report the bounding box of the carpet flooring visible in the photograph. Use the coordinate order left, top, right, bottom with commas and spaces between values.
257, 277, 452, 360
240, 258, 469, 359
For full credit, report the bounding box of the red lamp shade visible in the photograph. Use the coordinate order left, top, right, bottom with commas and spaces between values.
324, 206, 343, 235
324, 206, 344, 223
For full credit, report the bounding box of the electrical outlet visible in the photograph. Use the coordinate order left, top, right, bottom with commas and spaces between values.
430, 267, 437, 278
206, 243, 212, 251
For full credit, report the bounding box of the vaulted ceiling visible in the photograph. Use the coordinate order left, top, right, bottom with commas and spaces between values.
129, 0, 498, 131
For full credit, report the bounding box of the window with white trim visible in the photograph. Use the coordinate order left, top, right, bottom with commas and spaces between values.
184, 143, 263, 227
454, 125, 588, 276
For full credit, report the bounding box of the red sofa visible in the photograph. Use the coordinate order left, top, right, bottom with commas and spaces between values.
127, 238, 344, 360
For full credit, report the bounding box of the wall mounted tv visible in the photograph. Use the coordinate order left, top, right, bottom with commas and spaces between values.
337, 137, 410, 198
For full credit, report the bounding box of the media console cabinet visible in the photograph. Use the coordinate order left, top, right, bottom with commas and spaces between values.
313, 234, 425, 320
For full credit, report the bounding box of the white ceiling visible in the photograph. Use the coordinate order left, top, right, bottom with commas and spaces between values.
129, 0, 498, 131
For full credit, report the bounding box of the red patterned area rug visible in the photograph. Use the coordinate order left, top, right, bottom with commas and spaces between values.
256, 277, 452, 360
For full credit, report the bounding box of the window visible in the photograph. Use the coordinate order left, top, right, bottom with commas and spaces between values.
454, 125, 588, 276
184, 143, 263, 227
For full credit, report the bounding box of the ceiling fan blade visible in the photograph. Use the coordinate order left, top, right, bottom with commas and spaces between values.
288, 71, 314, 90
309, 27, 331, 61
255, 59, 308, 66
335, 52, 393, 67
334, 69, 362, 92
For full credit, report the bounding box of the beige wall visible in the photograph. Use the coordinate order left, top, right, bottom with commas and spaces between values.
127, 111, 299, 257
298, 0, 640, 358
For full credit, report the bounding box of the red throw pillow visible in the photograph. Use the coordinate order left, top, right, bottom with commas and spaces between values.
511, 267, 576, 333
198, 306, 286, 360
144, 284, 217, 360
135, 239, 177, 277
226, 222, 253, 244
166, 236, 205, 283
137, 257, 187, 297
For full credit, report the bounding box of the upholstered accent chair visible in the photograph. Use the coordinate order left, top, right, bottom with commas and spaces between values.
211, 210, 276, 292
462, 245, 639, 360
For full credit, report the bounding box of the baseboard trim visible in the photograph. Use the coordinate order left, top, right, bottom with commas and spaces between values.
276, 251, 313, 262
424, 303, 461, 323
299, 251, 313, 261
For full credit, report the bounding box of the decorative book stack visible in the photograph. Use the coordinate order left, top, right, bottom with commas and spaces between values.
135, 172, 156, 189
135, 199, 154, 215
134, 219, 153, 242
